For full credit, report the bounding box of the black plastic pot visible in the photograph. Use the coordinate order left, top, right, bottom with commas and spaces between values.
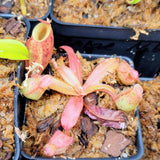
16, 54, 144, 160
50, 0, 160, 42
14, 62, 25, 160
0, 13, 30, 160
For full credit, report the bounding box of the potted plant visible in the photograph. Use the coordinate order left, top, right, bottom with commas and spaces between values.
11, 20, 144, 159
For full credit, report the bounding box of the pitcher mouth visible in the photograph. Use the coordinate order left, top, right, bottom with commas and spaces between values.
32, 22, 51, 42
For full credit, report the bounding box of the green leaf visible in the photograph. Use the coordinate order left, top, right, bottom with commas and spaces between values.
0, 39, 29, 60
127, 0, 141, 4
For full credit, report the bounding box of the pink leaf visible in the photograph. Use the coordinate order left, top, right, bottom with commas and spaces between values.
21, 75, 78, 100
83, 58, 119, 89
43, 144, 56, 157
52, 59, 83, 94
60, 46, 82, 84
48, 76, 78, 96
83, 84, 116, 100
43, 130, 73, 156
61, 97, 83, 132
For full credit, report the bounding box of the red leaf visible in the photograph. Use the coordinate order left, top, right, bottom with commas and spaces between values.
84, 102, 126, 122
84, 108, 127, 129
